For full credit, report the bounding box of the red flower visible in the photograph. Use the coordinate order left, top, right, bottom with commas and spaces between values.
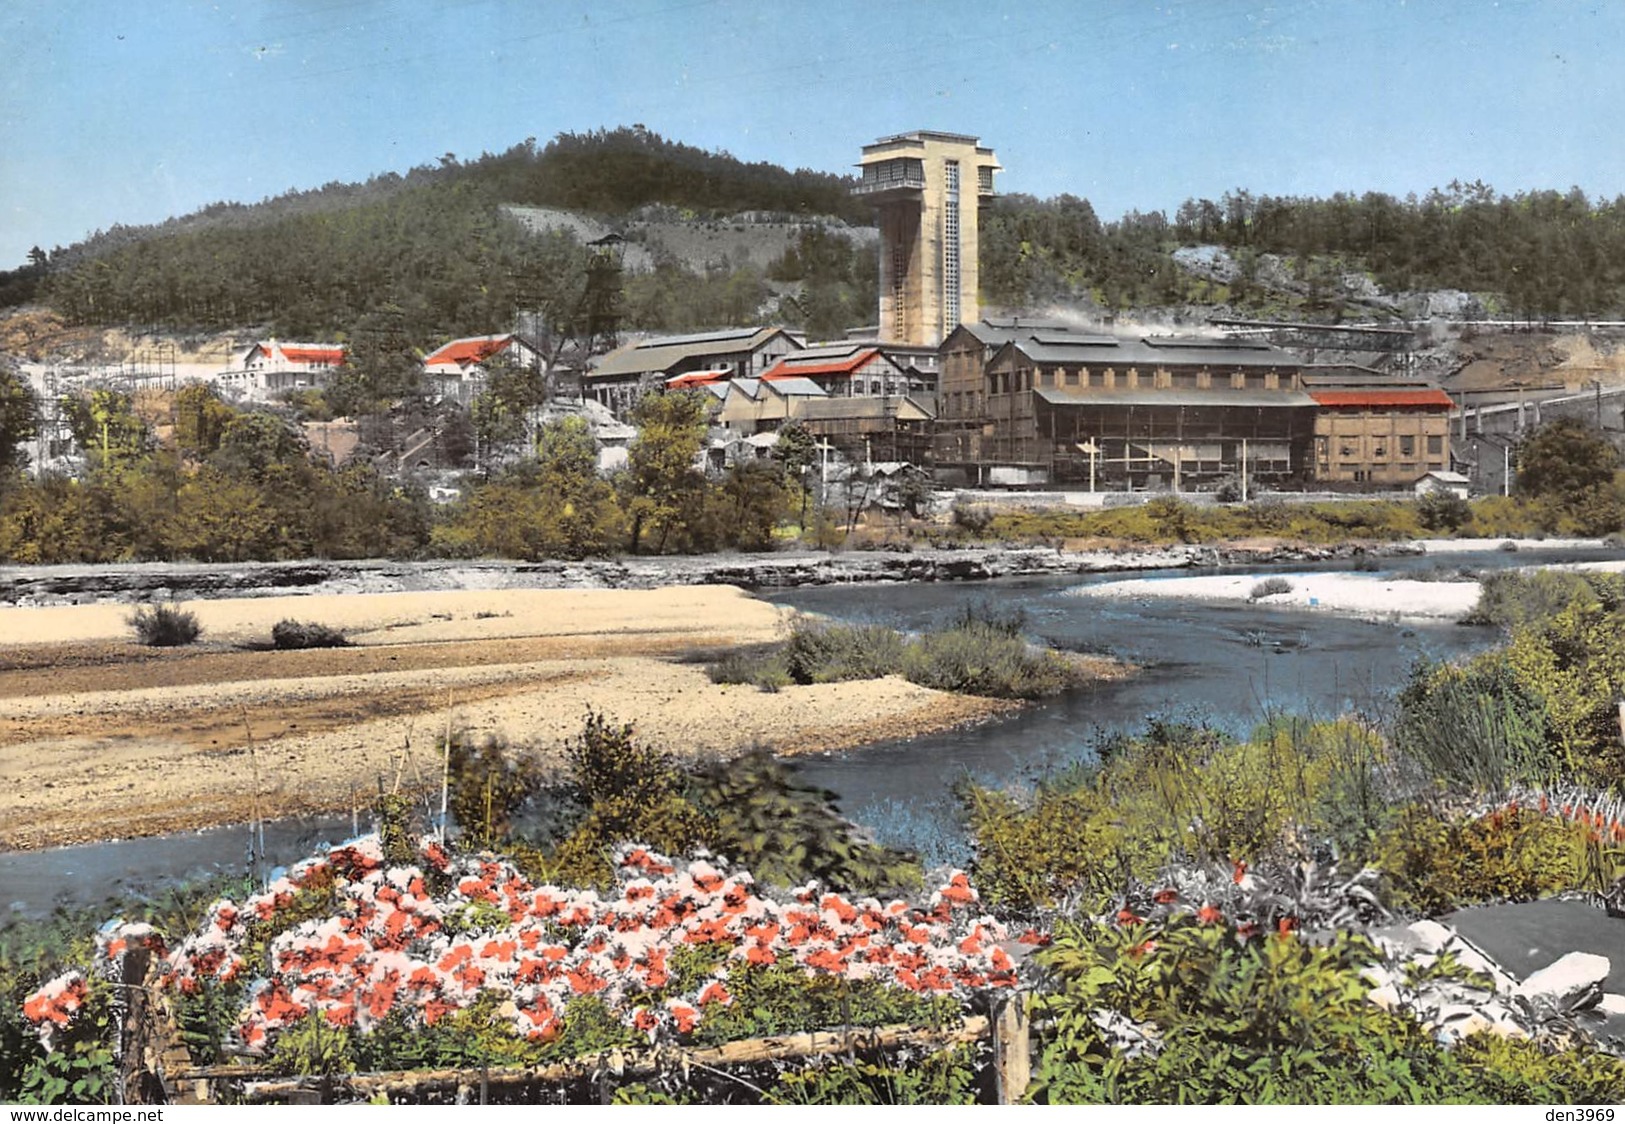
1196, 903, 1223, 926
1114, 908, 1143, 927
1276, 916, 1299, 938
1231, 860, 1248, 885
1153, 887, 1179, 905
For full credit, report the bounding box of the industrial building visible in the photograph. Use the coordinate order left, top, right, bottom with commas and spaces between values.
584, 326, 804, 417
1303, 368, 1454, 486
854, 131, 1001, 348
934, 320, 1315, 488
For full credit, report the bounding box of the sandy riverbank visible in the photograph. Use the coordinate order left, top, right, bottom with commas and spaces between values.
1071, 570, 1484, 620
0, 586, 1068, 850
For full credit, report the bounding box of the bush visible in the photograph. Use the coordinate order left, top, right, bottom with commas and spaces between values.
1249, 576, 1294, 599
270, 619, 351, 649
950, 499, 994, 534
783, 622, 907, 684
1417, 489, 1473, 533
706, 646, 791, 692
903, 622, 1079, 699
1375, 804, 1592, 914
1392, 659, 1551, 796
127, 602, 202, 646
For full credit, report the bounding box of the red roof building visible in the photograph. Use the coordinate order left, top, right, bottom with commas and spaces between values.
759, 345, 912, 398
219, 339, 346, 400
422, 334, 545, 406
1306, 378, 1455, 485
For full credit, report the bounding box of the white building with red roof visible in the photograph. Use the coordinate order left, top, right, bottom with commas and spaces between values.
421, 333, 546, 405
217, 339, 346, 400
759, 344, 921, 398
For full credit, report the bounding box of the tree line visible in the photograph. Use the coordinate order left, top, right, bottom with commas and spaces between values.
0, 372, 812, 564
981, 181, 1625, 320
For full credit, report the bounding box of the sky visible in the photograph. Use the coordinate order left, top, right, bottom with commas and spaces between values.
2, 0, 1623, 269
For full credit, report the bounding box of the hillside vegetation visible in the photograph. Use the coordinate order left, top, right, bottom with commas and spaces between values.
1, 129, 874, 346
9, 129, 1625, 352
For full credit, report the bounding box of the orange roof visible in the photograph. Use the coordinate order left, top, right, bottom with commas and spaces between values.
281, 345, 345, 365
761, 348, 881, 380
666, 369, 731, 389
423, 335, 515, 366
257, 343, 345, 364
1309, 389, 1453, 409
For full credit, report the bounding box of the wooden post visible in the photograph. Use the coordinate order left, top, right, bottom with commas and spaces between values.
991, 992, 1030, 1105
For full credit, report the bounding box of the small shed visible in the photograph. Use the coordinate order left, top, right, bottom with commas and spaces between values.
1415, 470, 1470, 499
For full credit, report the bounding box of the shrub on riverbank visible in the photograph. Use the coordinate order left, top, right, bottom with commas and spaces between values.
710, 610, 1092, 701
127, 602, 202, 646
960, 717, 1395, 914
269, 619, 350, 649
1444, 568, 1625, 789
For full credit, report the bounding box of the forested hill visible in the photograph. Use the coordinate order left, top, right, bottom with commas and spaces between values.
10, 125, 1625, 345
983, 182, 1625, 322
0, 128, 869, 345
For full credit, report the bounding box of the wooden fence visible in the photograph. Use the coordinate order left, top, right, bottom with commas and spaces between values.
157, 995, 1030, 1106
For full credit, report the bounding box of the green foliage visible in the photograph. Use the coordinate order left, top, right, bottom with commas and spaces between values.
621, 391, 709, 554
1417, 488, 1473, 533
1373, 804, 1592, 915
1393, 658, 1552, 795
270, 619, 350, 649
127, 601, 203, 646
0, 360, 39, 474
767, 1047, 978, 1105
784, 621, 906, 684
59, 389, 148, 471
962, 718, 1392, 914
445, 733, 543, 850
1456, 569, 1625, 787
690, 752, 922, 894
720, 610, 1092, 703
269, 1012, 357, 1076
539, 713, 712, 887
902, 618, 1081, 700
689, 957, 955, 1047
171, 383, 235, 458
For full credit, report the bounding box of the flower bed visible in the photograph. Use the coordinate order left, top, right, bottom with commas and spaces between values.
24, 837, 1026, 1060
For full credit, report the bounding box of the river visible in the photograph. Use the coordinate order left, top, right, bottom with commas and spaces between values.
4, 544, 1622, 918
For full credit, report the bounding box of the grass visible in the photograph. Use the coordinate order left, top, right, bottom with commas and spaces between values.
708, 606, 1093, 700
1249, 577, 1294, 600
127, 602, 202, 646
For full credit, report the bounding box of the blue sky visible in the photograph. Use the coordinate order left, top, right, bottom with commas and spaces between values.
2, 0, 1622, 269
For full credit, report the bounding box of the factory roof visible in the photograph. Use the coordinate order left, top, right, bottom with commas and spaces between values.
590, 326, 796, 379
1003, 334, 1299, 369
1034, 387, 1317, 410
762, 348, 892, 380
1308, 389, 1455, 409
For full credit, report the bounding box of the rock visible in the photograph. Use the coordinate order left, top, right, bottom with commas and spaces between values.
1513, 951, 1611, 1009
1596, 993, 1625, 1016
1406, 919, 1453, 953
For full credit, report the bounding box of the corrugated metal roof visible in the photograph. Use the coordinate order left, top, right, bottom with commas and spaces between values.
761, 377, 828, 398
1011, 337, 1299, 368
791, 395, 935, 421
1309, 389, 1454, 409
591, 326, 792, 379
1035, 387, 1317, 409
